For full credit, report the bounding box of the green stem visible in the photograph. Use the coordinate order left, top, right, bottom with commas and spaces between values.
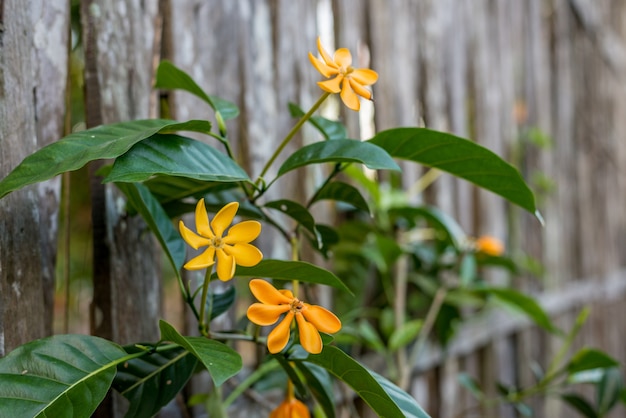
290, 236, 300, 298
408, 167, 443, 197
407, 287, 448, 374
255, 92, 330, 187
305, 163, 344, 209
198, 268, 214, 336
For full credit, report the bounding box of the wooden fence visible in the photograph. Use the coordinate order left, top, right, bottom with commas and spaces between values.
1, 1, 625, 417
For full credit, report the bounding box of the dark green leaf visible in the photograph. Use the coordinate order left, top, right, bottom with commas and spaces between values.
144, 177, 237, 206
304, 346, 431, 418
232, 260, 351, 294
0, 119, 212, 198
288, 103, 347, 140
596, 367, 623, 415
368, 128, 539, 217
390, 206, 467, 249
265, 199, 317, 238
207, 286, 236, 320
104, 134, 249, 183
159, 320, 242, 386
561, 393, 598, 418
294, 362, 336, 418
479, 287, 559, 334
115, 182, 186, 273
567, 349, 620, 375
113, 345, 197, 418
0, 335, 128, 418
311, 223, 339, 258
277, 139, 400, 178
312, 181, 370, 213
155, 60, 239, 119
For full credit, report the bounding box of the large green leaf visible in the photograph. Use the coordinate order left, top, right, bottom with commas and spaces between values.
264, 199, 317, 238
304, 346, 431, 418
104, 134, 249, 183
206, 285, 237, 320
567, 349, 620, 374
277, 139, 400, 178
312, 181, 370, 213
116, 182, 186, 273
478, 287, 560, 334
0, 334, 129, 418
155, 60, 239, 119
294, 362, 336, 418
368, 128, 540, 217
232, 260, 352, 293
0, 119, 212, 198
158, 320, 242, 386
113, 345, 197, 418
144, 177, 236, 205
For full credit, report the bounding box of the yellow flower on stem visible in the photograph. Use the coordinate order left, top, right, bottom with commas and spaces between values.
308, 37, 378, 111
246, 279, 341, 354
270, 390, 310, 418
474, 235, 505, 256
179, 199, 263, 281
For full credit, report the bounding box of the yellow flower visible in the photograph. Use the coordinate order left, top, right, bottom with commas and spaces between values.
246, 279, 341, 354
179, 199, 263, 281
308, 37, 378, 111
474, 235, 505, 256
270, 394, 310, 418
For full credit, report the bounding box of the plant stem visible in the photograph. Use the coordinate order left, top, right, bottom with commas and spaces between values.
291, 236, 300, 298
255, 92, 330, 186
198, 268, 214, 336
409, 167, 443, 197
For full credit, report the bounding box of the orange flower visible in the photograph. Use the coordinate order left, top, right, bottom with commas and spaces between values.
246, 279, 341, 354
475, 235, 505, 256
179, 200, 263, 281
269, 394, 310, 418
308, 37, 378, 111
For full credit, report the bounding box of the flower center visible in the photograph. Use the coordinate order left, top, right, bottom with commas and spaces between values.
211, 236, 224, 249
289, 298, 304, 313
339, 65, 354, 77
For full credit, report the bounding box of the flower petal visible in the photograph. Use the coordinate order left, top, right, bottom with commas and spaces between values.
317, 76, 342, 94
302, 304, 342, 334
340, 79, 360, 111
211, 201, 239, 238
291, 399, 311, 418
296, 313, 322, 354
216, 248, 236, 281
179, 220, 211, 250
333, 48, 352, 69
348, 78, 372, 100
268, 312, 294, 354
309, 53, 336, 78
183, 247, 215, 270
225, 243, 263, 267
223, 220, 261, 244
247, 303, 290, 325
249, 279, 293, 305
317, 37, 337, 68
350, 68, 379, 86
195, 199, 214, 239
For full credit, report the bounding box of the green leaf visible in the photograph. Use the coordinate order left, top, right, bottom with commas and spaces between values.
207, 285, 236, 320
368, 128, 539, 217
288, 103, 347, 140
104, 134, 249, 183
277, 139, 400, 178
0, 334, 128, 418
567, 349, 620, 375
312, 181, 370, 213
115, 182, 186, 273
158, 320, 242, 386
596, 367, 623, 415
390, 206, 467, 249
144, 177, 237, 206
155, 60, 239, 119
232, 260, 352, 294
0, 119, 212, 198
479, 287, 559, 334
294, 362, 336, 418
304, 346, 431, 418
388, 320, 423, 351
264, 199, 317, 238
561, 393, 598, 418
113, 345, 197, 418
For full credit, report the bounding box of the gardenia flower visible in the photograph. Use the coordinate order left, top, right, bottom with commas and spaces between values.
308, 37, 378, 111
474, 235, 505, 256
247, 279, 341, 354
269, 394, 310, 418
179, 200, 263, 281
